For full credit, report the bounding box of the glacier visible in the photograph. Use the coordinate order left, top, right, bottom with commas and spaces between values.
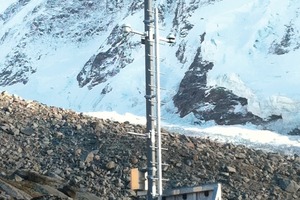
0, 0, 300, 135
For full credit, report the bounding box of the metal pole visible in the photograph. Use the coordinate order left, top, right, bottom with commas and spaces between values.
154, 8, 163, 200
144, 0, 156, 200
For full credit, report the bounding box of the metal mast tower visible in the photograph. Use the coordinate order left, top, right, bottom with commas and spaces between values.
143, 1, 156, 199
125, 2, 222, 199
123, 2, 175, 199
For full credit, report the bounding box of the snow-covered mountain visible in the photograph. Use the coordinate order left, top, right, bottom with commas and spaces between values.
1, 0, 300, 134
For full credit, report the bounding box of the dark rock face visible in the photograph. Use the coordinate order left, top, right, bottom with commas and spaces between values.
0, 91, 299, 199
77, 25, 137, 89
0, 50, 36, 86
173, 35, 281, 125
194, 87, 264, 125
173, 45, 213, 116
288, 128, 300, 136
0, 0, 31, 24
269, 22, 300, 55
1, 1, 131, 87
169, 0, 220, 38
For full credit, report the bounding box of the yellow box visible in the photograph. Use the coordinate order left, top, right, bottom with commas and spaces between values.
130, 168, 147, 191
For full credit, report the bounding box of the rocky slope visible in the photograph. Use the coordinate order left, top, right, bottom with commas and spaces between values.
0, 91, 299, 199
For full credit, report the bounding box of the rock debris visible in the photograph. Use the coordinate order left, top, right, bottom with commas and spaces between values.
0, 91, 299, 199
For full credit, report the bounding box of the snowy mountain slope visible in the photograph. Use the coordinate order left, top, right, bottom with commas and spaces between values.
1, 0, 300, 134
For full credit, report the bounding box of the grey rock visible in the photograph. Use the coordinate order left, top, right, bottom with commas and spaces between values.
106, 161, 116, 170
75, 192, 102, 200
47, 150, 54, 155
14, 174, 23, 182
235, 153, 246, 159
130, 156, 138, 164
0, 178, 32, 200
21, 127, 35, 136
278, 178, 300, 193
13, 170, 63, 187
226, 166, 237, 173
55, 132, 64, 138
85, 152, 94, 164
